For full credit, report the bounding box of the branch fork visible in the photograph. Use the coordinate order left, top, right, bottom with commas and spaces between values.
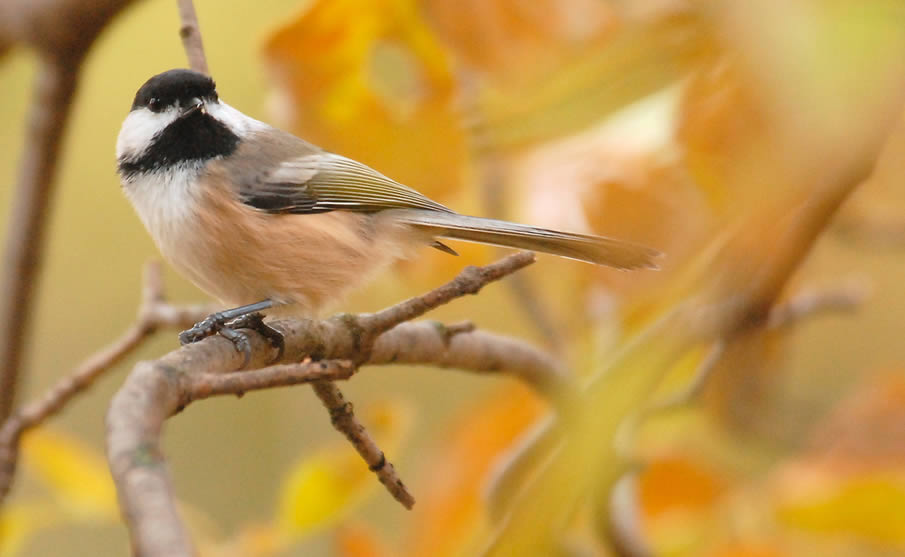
106, 252, 565, 557
0, 262, 214, 504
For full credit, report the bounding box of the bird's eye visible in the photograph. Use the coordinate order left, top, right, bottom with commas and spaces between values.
147, 97, 161, 112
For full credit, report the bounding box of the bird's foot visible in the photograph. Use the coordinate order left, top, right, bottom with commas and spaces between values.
227, 312, 285, 363
179, 306, 283, 368
179, 310, 233, 346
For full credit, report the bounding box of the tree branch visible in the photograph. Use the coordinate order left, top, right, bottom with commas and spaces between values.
177, 0, 209, 74
191, 360, 356, 399
767, 279, 868, 330
603, 279, 871, 557
359, 251, 536, 335
0, 63, 78, 423
0, 0, 139, 422
106, 253, 562, 557
312, 380, 415, 508
104, 6, 558, 555
0, 262, 214, 506
369, 321, 567, 394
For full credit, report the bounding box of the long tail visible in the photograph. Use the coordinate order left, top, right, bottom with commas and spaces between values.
387, 209, 661, 270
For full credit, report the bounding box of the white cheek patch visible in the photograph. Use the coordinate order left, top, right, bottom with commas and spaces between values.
116, 101, 264, 163
115, 107, 179, 161
206, 101, 269, 136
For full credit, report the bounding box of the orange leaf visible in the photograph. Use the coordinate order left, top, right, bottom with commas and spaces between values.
403, 383, 545, 557
262, 0, 467, 201
677, 54, 768, 210
805, 373, 905, 471
335, 522, 392, 557
421, 0, 614, 81
639, 454, 728, 517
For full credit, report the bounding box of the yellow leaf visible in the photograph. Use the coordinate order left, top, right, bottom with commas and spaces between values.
262, 0, 467, 201
19, 428, 117, 520
276, 400, 412, 540
707, 542, 787, 557
0, 503, 58, 557
776, 475, 905, 545
198, 523, 286, 557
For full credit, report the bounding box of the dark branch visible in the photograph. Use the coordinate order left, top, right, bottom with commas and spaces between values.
311, 380, 415, 508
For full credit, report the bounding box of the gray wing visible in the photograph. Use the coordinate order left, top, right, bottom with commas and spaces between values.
239, 152, 454, 215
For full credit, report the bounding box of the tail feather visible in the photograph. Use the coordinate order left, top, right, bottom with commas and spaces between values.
387, 209, 661, 270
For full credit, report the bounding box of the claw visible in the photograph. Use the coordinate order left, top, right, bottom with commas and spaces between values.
217, 326, 252, 368
228, 313, 285, 363
177, 300, 279, 367
179, 312, 227, 345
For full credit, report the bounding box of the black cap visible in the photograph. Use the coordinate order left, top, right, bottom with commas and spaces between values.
131, 69, 217, 112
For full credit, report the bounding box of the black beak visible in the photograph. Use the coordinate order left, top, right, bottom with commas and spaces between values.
180, 99, 204, 119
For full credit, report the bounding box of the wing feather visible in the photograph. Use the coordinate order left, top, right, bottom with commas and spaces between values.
239, 153, 453, 215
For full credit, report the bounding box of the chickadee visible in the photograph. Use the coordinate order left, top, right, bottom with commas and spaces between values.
116, 69, 660, 361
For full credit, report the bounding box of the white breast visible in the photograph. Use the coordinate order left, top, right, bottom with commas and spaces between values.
121, 164, 203, 259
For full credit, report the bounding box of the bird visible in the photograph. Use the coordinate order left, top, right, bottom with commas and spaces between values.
116, 68, 660, 363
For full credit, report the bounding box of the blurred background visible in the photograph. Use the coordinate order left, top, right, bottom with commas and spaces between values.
3, 0, 905, 556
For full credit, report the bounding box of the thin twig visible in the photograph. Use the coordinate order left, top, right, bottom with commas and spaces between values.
767, 279, 869, 329
307, 320, 474, 509
609, 280, 869, 459
612, 340, 726, 459
107, 253, 552, 557
603, 279, 871, 556
360, 251, 536, 335
189, 360, 356, 400
607, 470, 651, 557
177, 0, 209, 74
0, 262, 213, 505
484, 413, 560, 522
106, 6, 554, 554
311, 380, 415, 509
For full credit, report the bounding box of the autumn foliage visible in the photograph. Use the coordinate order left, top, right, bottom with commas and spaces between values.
5, 1, 905, 556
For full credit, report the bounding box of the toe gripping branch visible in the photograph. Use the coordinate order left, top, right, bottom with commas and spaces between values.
178, 300, 284, 367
